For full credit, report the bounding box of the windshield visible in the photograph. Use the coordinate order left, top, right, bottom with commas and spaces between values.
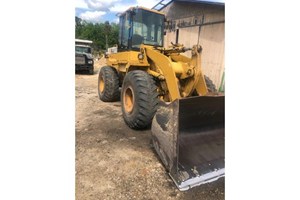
75, 46, 91, 54
132, 9, 164, 48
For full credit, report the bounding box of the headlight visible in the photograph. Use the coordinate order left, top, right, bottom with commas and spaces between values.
88, 60, 93, 64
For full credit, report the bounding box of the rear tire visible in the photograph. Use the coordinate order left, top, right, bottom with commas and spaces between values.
98, 66, 120, 102
204, 75, 217, 93
121, 70, 159, 130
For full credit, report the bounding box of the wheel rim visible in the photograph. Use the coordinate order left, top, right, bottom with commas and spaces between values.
124, 86, 134, 113
99, 75, 104, 93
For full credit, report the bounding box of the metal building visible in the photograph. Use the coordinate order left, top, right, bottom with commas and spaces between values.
153, 0, 225, 91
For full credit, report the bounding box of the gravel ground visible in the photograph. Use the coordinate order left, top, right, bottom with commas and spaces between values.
75, 58, 225, 200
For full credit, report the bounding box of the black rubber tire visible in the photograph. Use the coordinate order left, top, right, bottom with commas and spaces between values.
121, 70, 159, 130
204, 75, 217, 93
88, 66, 94, 75
98, 66, 120, 102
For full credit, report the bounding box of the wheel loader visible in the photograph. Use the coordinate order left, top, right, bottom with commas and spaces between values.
98, 7, 224, 191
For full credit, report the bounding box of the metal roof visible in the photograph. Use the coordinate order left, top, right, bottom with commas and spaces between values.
75, 39, 93, 44
152, 0, 224, 11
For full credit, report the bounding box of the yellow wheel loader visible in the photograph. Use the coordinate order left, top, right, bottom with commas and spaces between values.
98, 7, 224, 191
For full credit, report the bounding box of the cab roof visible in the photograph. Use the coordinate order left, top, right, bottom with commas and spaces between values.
118, 6, 165, 17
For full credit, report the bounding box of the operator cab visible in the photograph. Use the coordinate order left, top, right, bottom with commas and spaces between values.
118, 7, 165, 51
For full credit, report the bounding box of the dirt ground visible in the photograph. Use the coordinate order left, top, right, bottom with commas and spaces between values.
75, 58, 225, 200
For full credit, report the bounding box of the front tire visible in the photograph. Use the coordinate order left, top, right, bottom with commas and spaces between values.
98, 66, 120, 102
88, 66, 94, 75
121, 70, 159, 130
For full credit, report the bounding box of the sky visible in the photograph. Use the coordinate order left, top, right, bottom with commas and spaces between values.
75, 0, 161, 23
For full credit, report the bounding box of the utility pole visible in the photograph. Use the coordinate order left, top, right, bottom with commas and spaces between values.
105, 34, 108, 51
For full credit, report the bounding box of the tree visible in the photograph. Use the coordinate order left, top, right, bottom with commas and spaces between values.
75, 17, 119, 52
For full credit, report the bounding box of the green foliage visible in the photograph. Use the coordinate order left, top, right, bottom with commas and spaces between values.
75, 17, 119, 52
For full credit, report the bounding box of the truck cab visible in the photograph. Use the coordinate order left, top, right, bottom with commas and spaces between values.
75, 39, 94, 75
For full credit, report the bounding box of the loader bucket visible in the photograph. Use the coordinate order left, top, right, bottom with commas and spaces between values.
151, 95, 224, 191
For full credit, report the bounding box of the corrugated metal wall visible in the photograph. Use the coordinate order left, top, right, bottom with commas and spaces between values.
161, 2, 225, 90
